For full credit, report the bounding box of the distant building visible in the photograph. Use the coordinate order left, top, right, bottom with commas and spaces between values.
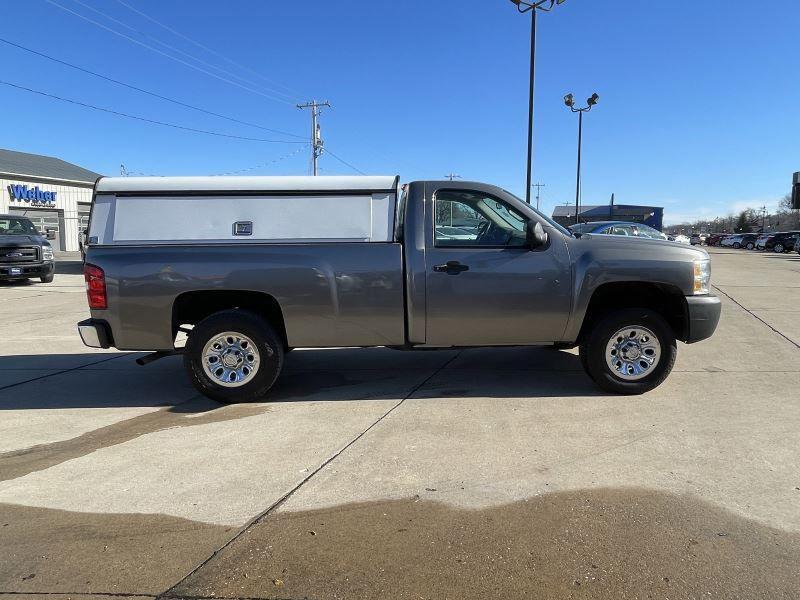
1, 148, 101, 251
551, 204, 664, 231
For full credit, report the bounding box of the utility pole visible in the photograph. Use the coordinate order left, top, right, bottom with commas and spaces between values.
296, 100, 331, 175
445, 173, 462, 181
532, 182, 545, 210
120, 164, 128, 176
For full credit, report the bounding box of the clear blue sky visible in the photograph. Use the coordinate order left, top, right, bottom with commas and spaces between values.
2, 0, 798, 223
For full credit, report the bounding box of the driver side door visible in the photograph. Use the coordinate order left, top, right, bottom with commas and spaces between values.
424, 186, 572, 347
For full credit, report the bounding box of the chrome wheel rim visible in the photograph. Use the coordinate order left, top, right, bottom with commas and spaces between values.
605, 325, 661, 381
202, 331, 260, 387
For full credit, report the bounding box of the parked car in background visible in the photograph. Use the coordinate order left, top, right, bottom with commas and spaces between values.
706, 233, 728, 246
740, 234, 758, 250
764, 231, 800, 253
669, 234, 691, 244
721, 234, 742, 248
569, 221, 668, 240
0, 214, 55, 283
755, 233, 771, 250
690, 234, 705, 245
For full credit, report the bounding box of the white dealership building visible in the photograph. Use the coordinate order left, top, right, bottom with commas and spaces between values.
1, 148, 101, 252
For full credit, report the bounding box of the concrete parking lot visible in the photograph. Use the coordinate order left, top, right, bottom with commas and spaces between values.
0, 248, 798, 599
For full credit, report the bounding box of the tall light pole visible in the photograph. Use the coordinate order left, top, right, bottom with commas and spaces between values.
509, 0, 568, 204
564, 92, 599, 224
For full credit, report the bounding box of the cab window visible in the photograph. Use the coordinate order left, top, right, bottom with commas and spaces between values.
434, 190, 529, 248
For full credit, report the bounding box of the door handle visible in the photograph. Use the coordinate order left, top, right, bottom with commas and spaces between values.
433, 261, 470, 275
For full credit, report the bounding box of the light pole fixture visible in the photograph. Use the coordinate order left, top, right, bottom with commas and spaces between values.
509, 0, 568, 204
564, 92, 600, 224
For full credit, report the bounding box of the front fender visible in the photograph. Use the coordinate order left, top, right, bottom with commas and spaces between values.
561, 236, 704, 342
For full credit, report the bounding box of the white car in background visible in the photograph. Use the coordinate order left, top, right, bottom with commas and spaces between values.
755, 233, 771, 250
669, 234, 691, 244
720, 234, 742, 248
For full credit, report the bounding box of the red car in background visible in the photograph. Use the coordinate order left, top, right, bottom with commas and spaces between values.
705, 233, 729, 246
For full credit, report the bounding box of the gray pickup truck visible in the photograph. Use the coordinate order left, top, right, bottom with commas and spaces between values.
78, 176, 720, 403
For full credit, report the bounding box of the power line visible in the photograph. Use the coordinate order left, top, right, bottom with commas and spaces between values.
0, 79, 308, 144
214, 145, 308, 176
113, 0, 305, 100
68, 0, 298, 104
45, 0, 295, 105
323, 147, 367, 175
0, 37, 305, 140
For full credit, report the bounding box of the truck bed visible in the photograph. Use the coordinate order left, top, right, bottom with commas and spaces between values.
90, 243, 406, 350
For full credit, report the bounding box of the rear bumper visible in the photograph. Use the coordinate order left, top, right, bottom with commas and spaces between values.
77, 318, 113, 349
685, 295, 721, 344
0, 261, 54, 280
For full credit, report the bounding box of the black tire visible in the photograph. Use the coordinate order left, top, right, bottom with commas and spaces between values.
733, 242, 741, 249
184, 309, 284, 403
579, 308, 677, 395
40, 274, 54, 283
746, 243, 754, 250
774, 244, 784, 253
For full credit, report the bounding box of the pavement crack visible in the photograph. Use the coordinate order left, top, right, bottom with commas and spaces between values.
158, 350, 463, 599
0, 353, 128, 392
0, 593, 154, 598
713, 284, 800, 349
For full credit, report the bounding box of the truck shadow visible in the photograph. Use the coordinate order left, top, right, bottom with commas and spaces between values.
54, 259, 85, 275
0, 346, 601, 411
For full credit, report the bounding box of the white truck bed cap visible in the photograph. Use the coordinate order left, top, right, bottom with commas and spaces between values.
96, 175, 399, 193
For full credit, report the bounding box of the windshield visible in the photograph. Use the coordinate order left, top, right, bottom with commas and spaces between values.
502, 189, 574, 237
0, 216, 39, 236
569, 223, 597, 234
635, 224, 668, 240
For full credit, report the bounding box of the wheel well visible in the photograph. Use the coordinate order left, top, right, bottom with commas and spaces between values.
578, 282, 688, 343
172, 290, 288, 350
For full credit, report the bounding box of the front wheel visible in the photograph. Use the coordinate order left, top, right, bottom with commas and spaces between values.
733, 242, 741, 249
746, 243, 754, 250
580, 309, 677, 395
184, 309, 284, 403
774, 244, 784, 253
40, 274, 54, 283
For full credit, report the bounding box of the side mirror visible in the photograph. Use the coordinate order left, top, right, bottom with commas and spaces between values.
526, 221, 548, 249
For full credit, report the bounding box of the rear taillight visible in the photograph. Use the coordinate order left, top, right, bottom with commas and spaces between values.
84, 263, 107, 309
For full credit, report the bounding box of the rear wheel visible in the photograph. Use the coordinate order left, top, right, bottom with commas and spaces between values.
580, 308, 677, 395
774, 243, 785, 253
733, 242, 741, 249
746, 242, 754, 250
184, 309, 284, 403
